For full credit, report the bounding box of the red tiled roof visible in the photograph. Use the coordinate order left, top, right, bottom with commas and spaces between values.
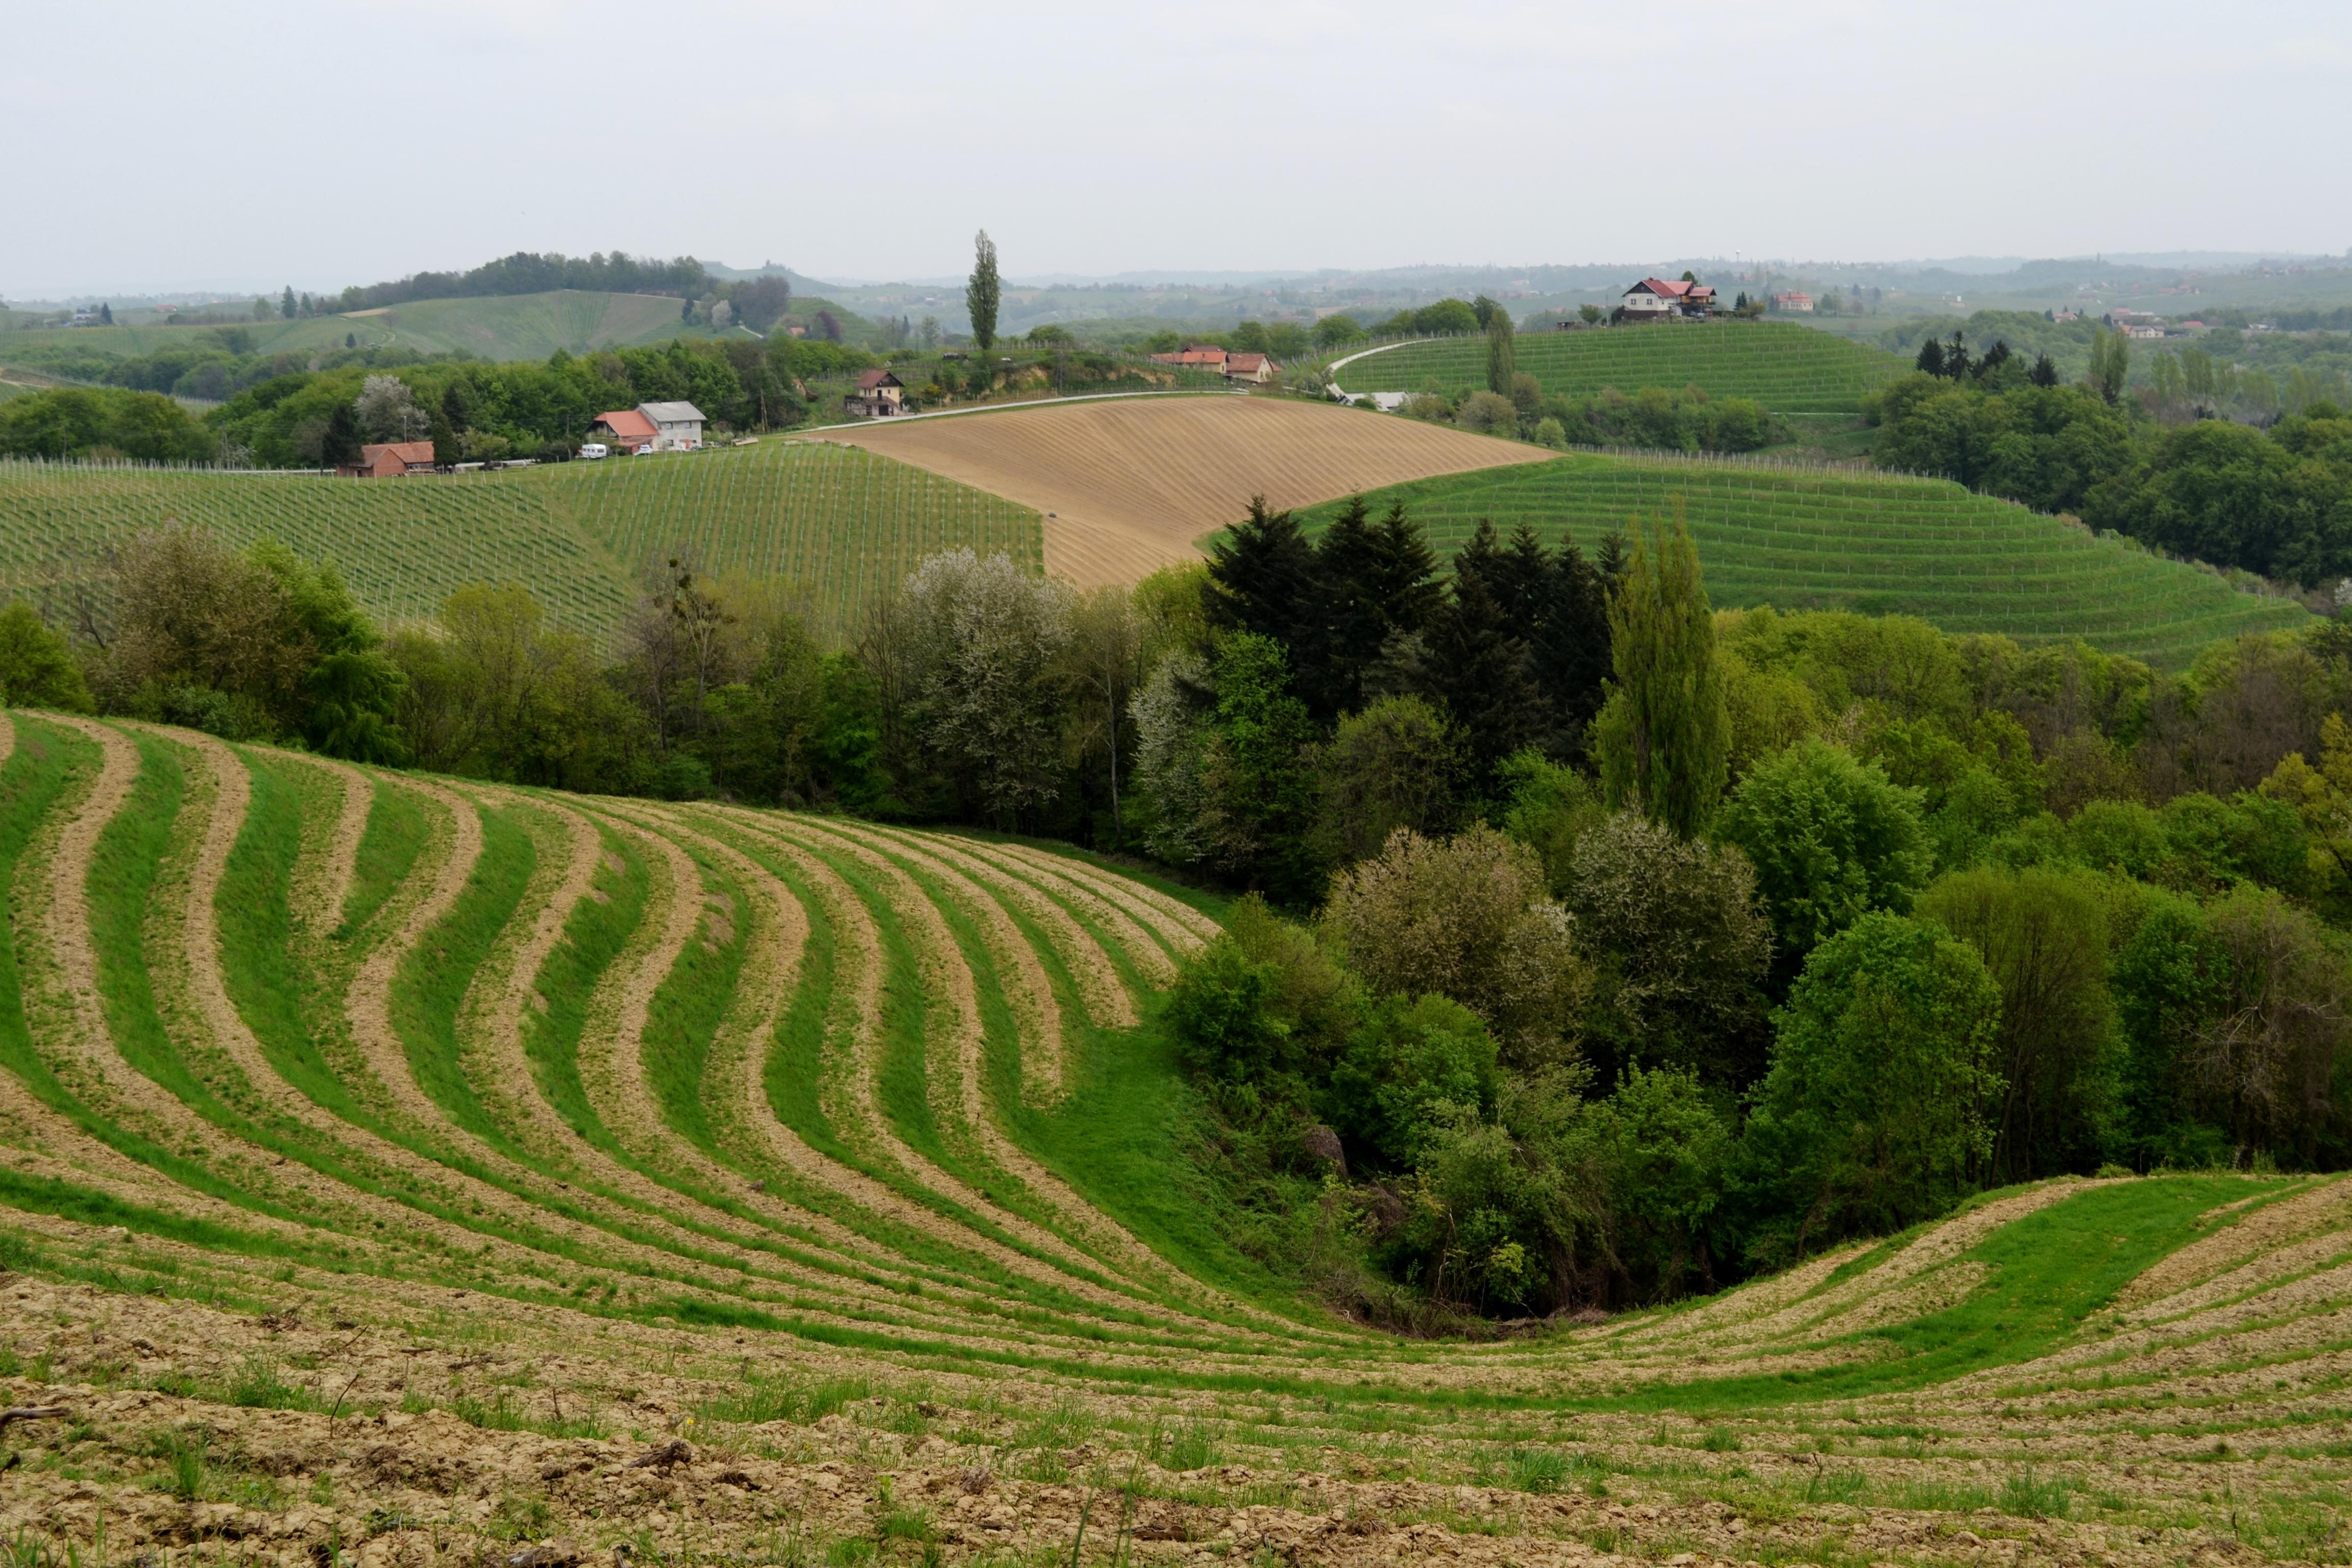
361, 442, 435, 465
856, 370, 903, 390
592, 409, 658, 441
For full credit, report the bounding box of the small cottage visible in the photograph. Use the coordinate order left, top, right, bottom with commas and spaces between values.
1224, 352, 1276, 384
843, 370, 908, 419
339, 440, 436, 478
1770, 290, 1814, 313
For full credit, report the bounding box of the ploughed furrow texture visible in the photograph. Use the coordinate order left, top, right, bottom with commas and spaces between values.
831, 396, 1549, 587
11, 722, 2352, 1565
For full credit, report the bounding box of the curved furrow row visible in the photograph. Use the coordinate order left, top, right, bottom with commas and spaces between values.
135, 727, 1088, 1343
977, 836, 1218, 951
789, 816, 1248, 1307
664, 803, 1256, 1337
579, 796, 1261, 1354
906, 827, 1176, 992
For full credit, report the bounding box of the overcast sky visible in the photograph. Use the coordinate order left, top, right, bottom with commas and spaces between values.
7, 0, 2347, 298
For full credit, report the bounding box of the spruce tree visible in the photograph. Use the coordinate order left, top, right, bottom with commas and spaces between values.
1592, 510, 1727, 837
966, 230, 1000, 352
1541, 536, 1613, 746
281, 285, 296, 321
1418, 566, 1541, 791
1205, 496, 1316, 653
320, 402, 363, 467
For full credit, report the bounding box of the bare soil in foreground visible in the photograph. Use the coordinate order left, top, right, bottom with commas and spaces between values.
823, 397, 1549, 586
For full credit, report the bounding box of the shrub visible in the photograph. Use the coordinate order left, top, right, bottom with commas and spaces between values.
1328, 993, 1500, 1167
1716, 739, 1931, 971
1742, 912, 2004, 1262
1565, 812, 1771, 1087
0, 602, 90, 711
1322, 825, 1587, 1067
1314, 694, 1463, 864
1455, 390, 1520, 438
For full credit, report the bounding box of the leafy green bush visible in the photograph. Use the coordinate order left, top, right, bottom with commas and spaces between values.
1328, 994, 1499, 1167
1739, 913, 2004, 1264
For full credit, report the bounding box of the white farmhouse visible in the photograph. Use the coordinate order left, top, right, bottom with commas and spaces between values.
636, 401, 706, 451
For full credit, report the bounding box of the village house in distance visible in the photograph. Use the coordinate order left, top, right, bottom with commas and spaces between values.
1618, 277, 1718, 319
1147, 345, 1280, 383
843, 370, 908, 418
589, 401, 707, 452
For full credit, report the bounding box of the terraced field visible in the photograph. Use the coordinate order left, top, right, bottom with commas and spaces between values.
0, 442, 1040, 645
1293, 453, 2310, 668
1326, 321, 1906, 413
2, 710, 2350, 1565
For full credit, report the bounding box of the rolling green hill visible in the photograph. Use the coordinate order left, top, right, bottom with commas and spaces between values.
1293, 452, 2309, 667
1330, 319, 1906, 412
0, 289, 717, 371
0, 707, 2344, 1562
0, 438, 1039, 644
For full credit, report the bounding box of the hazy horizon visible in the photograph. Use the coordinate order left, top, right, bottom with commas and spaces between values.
7, 0, 2346, 299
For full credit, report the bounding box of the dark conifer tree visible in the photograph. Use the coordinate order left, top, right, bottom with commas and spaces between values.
1418, 565, 1542, 792
321, 402, 362, 467
1943, 331, 1971, 380
1536, 533, 1614, 750
1596, 526, 1631, 589
1205, 495, 1317, 652
1367, 501, 1444, 630
2029, 352, 2060, 387
1915, 337, 1946, 377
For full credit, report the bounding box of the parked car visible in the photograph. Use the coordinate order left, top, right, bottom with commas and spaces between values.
579, 442, 609, 460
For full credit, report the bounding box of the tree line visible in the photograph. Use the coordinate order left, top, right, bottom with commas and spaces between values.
1869, 343, 2352, 588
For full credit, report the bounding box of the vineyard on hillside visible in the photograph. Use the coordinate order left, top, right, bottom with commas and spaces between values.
1328, 320, 1906, 412
0, 712, 2346, 1564
0, 290, 710, 369
1293, 453, 2310, 668
0, 441, 1041, 644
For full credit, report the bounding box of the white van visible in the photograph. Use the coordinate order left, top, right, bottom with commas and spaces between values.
579, 443, 609, 460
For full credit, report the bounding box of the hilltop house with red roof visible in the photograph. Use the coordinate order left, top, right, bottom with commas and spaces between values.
1620, 278, 1717, 319
1770, 290, 1814, 313
843, 370, 908, 419
1223, 352, 1276, 384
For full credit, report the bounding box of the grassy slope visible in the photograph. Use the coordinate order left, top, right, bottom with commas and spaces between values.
0, 438, 1040, 646
1292, 453, 2310, 668
1329, 320, 1906, 412
2, 722, 2352, 1560
0, 291, 714, 368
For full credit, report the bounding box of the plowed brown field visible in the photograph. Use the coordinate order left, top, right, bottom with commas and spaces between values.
824, 395, 1551, 585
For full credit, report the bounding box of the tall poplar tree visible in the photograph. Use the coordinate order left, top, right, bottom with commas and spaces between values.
1485, 306, 1516, 394
1591, 510, 1727, 837
966, 230, 1001, 352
